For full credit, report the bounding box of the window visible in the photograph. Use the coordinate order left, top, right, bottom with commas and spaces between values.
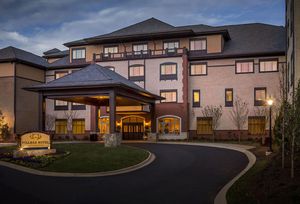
99, 117, 109, 134
254, 87, 266, 106
225, 89, 233, 107
259, 59, 278, 72
55, 119, 67, 134
71, 102, 86, 110
192, 90, 200, 107
163, 41, 179, 53
160, 90, 177, 103
54, 71, 68, 110
158, 116, 180, 135
190, 39, 206, 51
133, 44, 148, 55
160, 63, 177, 80
248, 116, 266, 135
196, 117, 213, 135
190, 63, 207, 76
72, 119, 85, 134
103, 46, 118, 57
72, 48, 85, 60
129, 65, 145, 81
236, 61, 254, 73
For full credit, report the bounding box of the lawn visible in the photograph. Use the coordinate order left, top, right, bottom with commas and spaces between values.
227, 145, 300, 204
0, 143, 149, 173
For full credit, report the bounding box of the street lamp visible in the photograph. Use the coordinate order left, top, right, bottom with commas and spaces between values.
267, 99, 274, 152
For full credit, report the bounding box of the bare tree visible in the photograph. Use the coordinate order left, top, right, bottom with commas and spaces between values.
45, 114, 56, 132
64, 110, 78, 139
202, 105, 223, 142
229, 96, 249, 143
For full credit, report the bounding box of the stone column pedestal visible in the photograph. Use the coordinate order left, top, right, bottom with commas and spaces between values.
104, 133, 122, 147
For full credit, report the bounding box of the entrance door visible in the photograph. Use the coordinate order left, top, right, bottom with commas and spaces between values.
122, 122, 144, 140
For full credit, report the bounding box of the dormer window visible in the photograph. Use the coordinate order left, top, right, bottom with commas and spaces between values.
72, 48, 85, 60
190, 39, 207, 51
163, 41, 179, 53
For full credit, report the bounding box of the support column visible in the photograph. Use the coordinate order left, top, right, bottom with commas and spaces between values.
150, 103, 156, 133
109, 91, 116, 133
95, 106, 99, 132
38, 93, 45, 131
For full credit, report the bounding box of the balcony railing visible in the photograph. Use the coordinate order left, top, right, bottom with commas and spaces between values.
94, 48, 186, 62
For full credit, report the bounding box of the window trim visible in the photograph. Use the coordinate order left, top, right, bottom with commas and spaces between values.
71, 48, 86, 60
189, 62, 208, 76
157, 115, 181, 135
163, 40, 180, 53
103, 45, 119, 57
254, 87, 267, 106
160, 62, 178, 81
128, 64, 145, 81
225, 88, 233, 107
71, 103, 86, 110
132, 42, 148, 55
160, 89, 178, 103
258, 58, 279, 73
189, 38, 207, 51
192, 90, 201, 107
235, 60, 255, 74
54, 100, 68, 111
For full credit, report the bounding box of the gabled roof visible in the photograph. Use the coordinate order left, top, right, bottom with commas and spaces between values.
43, 48, 61, 55
43, 49, 69, 59
0, 46, 48, 68
27, 63, 162, 99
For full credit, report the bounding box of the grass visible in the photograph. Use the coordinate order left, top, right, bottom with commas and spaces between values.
0, 143, 149, 173
227, 145, 300, 204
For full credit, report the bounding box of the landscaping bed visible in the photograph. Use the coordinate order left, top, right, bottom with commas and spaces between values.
227, 145, 300, 204
0, 143, 149, 173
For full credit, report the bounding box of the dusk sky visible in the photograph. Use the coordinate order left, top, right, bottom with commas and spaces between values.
0, 0, 285, 55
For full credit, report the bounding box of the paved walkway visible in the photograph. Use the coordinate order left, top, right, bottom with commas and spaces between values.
0, 143, 249, 204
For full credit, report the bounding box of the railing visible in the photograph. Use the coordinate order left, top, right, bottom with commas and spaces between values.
93, 48, 186, 62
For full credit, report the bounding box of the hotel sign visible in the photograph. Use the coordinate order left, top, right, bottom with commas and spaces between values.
20, 132, 51, 149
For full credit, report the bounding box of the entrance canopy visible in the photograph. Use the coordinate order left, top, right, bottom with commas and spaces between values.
26, 64, 163, 133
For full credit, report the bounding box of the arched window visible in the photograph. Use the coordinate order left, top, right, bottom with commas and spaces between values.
158, 116, 180, 135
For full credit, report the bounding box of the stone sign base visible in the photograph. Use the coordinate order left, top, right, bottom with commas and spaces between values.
104, 133, 122, 147
13, 149, 56, 158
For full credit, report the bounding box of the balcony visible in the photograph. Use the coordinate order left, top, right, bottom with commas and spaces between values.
94, 48, 186, 62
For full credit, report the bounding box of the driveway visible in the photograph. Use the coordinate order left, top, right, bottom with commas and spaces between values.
0, 143, 248, 204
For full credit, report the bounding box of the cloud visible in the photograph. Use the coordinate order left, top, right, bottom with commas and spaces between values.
0, 0, 285, 55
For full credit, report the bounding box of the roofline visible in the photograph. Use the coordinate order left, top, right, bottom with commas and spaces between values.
47, 63, 90, 70
25, 83, 163, 100
64, 29, 230, 47
188, 51, 286, 61
43, 53, 69, 59
0, 58, 47, 70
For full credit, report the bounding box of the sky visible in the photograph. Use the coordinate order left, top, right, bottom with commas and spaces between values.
0, 0, 285, 55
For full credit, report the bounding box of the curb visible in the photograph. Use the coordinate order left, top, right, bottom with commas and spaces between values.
155, 142, 256, 204
0, 151, 155, 177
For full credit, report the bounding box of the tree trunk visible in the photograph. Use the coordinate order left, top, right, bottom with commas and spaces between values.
291, 129, 295, 178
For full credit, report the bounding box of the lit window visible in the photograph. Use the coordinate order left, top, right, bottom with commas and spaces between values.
104, 46, 118, 57
133, 44, 148, 55
190, 39, 206, 51
248, 116, 266, 135
225, 89, 233, 107
160, 63, 177, 80
197, 117, 213, 135
72, 119, 85, 134
163, 41, 179, 53
158, 117, 180, 135
55, 119, 67, 134
254, 88, 266, 106
129, 65, 144, 81
72, 49, 85, 59
160, 90, 177, 103
236, 61, 254, 73
193, 90, 200, 107
190, 63, 207, 75
99, 117, 109, 134
259, 59, 278, 72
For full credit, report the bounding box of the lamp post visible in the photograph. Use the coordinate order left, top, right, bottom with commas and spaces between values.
267, 99, 274, 152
